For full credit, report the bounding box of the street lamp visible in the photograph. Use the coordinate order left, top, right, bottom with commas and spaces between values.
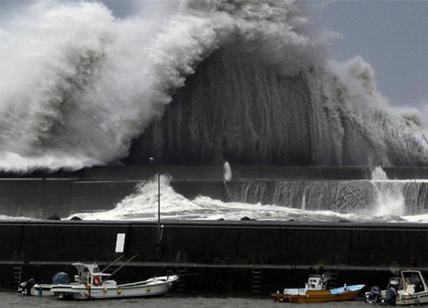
149, 156, 161, 242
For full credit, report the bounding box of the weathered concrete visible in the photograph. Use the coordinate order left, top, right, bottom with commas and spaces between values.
2, 216, 428, 267
1, 220, 427, 294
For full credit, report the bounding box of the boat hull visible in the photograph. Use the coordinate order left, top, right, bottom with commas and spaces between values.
51, 275, 178, 300
272, 285, 365, 303
396, 292, 428, 306
272, 289, 361, 303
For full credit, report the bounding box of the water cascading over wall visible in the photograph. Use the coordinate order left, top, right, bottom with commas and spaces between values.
126, 47, 428, 166
228, 180, 428, 215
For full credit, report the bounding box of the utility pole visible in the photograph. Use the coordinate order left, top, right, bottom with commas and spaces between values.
149, 156, 161, 242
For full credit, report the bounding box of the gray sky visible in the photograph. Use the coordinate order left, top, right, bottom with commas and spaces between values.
311, 0, 428, 112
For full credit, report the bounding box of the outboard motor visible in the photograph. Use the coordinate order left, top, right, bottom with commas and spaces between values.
383, 286, 398, 305
18, 278, 35, 296
52, 272, 70, 285
365, 286, 382, 304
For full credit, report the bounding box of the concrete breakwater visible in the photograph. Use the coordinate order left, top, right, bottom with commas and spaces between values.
2, 166, 428, 218
0, 220, 427, 294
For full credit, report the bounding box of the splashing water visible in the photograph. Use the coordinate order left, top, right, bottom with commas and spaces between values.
67, 175, 428, 223
2, 1, 428, 223
0, 0, 332, 172
67, 175, 359, 221
0, 1, 427, 171
370, 166, 405, 217
371, 166, 388, 180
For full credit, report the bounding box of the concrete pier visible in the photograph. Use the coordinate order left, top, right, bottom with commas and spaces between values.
1, 220, 427, 294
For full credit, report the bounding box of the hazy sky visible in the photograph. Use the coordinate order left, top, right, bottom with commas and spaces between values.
1, 0, 427, 115
311, 0, 428, 113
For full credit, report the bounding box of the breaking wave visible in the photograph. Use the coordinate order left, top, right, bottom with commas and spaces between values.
0, 0, 427, 171
0, 0, 329, 171
67, 175, 428, 223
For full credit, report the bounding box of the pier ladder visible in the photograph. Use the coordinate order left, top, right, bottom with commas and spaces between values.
251, 269, 263, 295
12, 264, 23, 287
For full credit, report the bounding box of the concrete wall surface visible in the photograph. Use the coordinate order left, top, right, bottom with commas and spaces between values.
1, 220, 427, 295
1, 220, 427, 267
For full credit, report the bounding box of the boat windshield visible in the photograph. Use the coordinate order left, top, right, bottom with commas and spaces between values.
402, 272, 425, 293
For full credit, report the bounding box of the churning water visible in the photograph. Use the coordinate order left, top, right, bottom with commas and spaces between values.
64, 171, 428, 224
0, 1, 428, 171
1, 1, 428, 223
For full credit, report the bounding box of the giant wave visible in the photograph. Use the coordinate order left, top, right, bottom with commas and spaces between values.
0, 0, 427, 172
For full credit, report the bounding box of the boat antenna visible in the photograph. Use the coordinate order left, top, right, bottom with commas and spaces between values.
108, 254, 139, 278
102, 254, 125, 273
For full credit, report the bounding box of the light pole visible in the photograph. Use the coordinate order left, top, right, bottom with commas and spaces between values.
149, 156, 161, 242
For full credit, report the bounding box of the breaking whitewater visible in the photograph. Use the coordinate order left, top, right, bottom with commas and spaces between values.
62, 174, 428, 224
1, 1, 428, 223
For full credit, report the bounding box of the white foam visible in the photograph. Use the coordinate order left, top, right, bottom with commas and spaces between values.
0, 0, 331, 172
66, 175, 421, 223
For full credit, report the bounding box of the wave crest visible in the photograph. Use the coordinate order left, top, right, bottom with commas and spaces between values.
0, 0, 426, 171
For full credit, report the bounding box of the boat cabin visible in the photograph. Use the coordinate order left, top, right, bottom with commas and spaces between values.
72, 263, 110, 286
401, 270, 427, 294
305, 274, 328, 291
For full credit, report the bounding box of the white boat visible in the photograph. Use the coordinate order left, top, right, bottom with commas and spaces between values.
366, 270, 428, 305
50, 263, 179, 300
392, 270, 428, 305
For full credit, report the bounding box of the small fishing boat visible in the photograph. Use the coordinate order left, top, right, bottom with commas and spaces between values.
272, 274, 364, 303
366, 270, 428, 305
50, 263, 179, 300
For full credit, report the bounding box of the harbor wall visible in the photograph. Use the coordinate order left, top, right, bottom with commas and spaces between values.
2, 166, 428, 218
0, 220, 427, 294
0, 179, 227, 218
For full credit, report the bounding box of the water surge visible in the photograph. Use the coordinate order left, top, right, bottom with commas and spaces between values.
0, 1, 427, 171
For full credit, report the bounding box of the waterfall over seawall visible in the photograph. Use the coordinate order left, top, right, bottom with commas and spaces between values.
0, 166, 427, 221
229, 180, 428, 215
127, 48, 428, 166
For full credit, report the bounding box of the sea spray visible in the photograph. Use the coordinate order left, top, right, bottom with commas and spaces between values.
65, 175, 428, 223
0, 0, 332, 172
66, 175, 365, 222
0, 1, 427, 171
370, 167, 405, 216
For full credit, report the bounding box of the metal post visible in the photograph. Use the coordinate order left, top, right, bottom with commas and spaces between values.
157, 166, 161, 233
149, 157, 161, 243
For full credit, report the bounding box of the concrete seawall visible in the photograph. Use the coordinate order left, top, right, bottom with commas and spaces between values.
0, 179, 227, 218
2, 166, 428, 218
1, 220, 427, 294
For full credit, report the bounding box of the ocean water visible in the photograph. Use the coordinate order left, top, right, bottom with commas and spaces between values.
0, 293, 369, 308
